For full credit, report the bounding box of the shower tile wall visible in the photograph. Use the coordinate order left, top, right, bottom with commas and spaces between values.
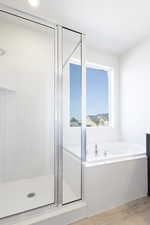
0, 13, 55, 217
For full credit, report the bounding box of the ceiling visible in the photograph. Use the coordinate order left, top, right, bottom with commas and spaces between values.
1, 0, 150, 55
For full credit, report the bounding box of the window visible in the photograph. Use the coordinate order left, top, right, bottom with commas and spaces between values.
70, 63, 111, 127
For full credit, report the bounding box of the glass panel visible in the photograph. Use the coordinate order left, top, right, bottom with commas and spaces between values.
62, 28, 82, 204
0, 12, 55, 218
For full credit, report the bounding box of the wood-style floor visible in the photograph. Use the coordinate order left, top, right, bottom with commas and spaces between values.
71, 197, 150, 225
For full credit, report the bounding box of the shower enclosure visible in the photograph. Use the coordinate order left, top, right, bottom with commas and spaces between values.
0, 5, 86, 218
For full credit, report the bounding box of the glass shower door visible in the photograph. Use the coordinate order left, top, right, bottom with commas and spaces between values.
0, 11, 55, 218
62, 28, 84, 204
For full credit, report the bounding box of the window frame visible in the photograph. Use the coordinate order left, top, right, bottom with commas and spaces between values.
68, 58, 114, 128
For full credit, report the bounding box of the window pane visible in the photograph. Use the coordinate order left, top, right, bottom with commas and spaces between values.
70, 63, 81, 127
70, 63, 110, 127
87, 67, 109, 127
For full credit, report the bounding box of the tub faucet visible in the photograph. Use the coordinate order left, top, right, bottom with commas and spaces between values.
104, 150, 108, 158
95, 144, 98, 156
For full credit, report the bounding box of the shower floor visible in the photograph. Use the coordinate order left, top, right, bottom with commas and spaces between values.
0, 175, 77, 218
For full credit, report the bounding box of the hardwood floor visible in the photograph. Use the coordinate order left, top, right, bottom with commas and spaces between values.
71, 197, 150, 225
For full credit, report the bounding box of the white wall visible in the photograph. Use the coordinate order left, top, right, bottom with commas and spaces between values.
120, 36, 150, 146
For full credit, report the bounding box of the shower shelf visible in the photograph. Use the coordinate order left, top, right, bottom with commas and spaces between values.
0, 86, 16, 92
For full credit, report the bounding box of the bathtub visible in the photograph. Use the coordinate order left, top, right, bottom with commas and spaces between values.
86, 142, 146, 164
65, 141, 146, 163
84, 142, 147, 216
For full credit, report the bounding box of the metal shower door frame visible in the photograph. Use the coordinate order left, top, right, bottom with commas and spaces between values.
55, 26, 87, 205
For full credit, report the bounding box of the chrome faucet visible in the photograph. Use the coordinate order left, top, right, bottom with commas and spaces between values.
104, 150, 108, 157
95, 144, 98, 156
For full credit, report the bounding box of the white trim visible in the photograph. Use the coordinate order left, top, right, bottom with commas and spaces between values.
86, 62, 113, 72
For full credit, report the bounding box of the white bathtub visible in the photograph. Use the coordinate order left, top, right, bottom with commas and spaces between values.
64, 142, 146, 163
84, 142, 147, 216
86, 142, 146, 164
